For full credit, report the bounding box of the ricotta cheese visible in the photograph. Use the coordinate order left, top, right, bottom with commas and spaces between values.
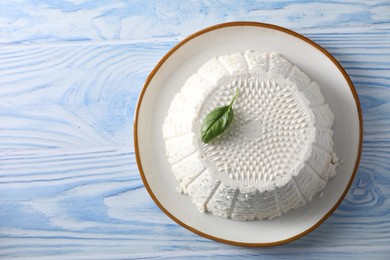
163, 51, 338, 221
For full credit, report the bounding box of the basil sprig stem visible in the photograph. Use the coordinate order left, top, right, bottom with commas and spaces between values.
201, 89, 239, 143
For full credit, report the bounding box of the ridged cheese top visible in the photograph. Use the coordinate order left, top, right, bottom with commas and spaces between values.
196, 74, 315, 192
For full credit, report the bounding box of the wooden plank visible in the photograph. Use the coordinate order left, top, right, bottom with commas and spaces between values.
0, 42, 174, 150
0, 0, 389, 44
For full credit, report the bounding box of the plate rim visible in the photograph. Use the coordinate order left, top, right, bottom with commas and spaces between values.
134, 21, 363, 247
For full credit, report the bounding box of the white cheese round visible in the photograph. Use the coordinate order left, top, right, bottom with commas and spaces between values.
163, 51, 338, 221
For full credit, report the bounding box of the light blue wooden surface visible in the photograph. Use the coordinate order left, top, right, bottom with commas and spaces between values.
0, 0, 389, 259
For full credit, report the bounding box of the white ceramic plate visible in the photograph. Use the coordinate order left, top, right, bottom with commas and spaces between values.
134, 22, 362, 246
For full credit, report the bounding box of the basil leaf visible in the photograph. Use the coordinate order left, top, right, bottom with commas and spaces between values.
201, 105, 233, 143
201, 89, 239, 143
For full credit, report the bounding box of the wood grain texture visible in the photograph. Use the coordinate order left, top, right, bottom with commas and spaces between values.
0, 0, 389, 44
0, 0, 389, 258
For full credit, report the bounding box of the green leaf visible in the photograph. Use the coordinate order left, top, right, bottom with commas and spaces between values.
201, 89, 239, 143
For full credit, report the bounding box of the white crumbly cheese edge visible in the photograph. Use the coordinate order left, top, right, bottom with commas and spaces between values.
162, 51, 338, 221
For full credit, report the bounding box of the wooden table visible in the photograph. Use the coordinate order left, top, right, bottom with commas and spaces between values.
1, 1, 389, 258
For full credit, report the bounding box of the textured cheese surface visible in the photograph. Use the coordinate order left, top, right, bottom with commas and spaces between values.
163, 51, 338, 221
